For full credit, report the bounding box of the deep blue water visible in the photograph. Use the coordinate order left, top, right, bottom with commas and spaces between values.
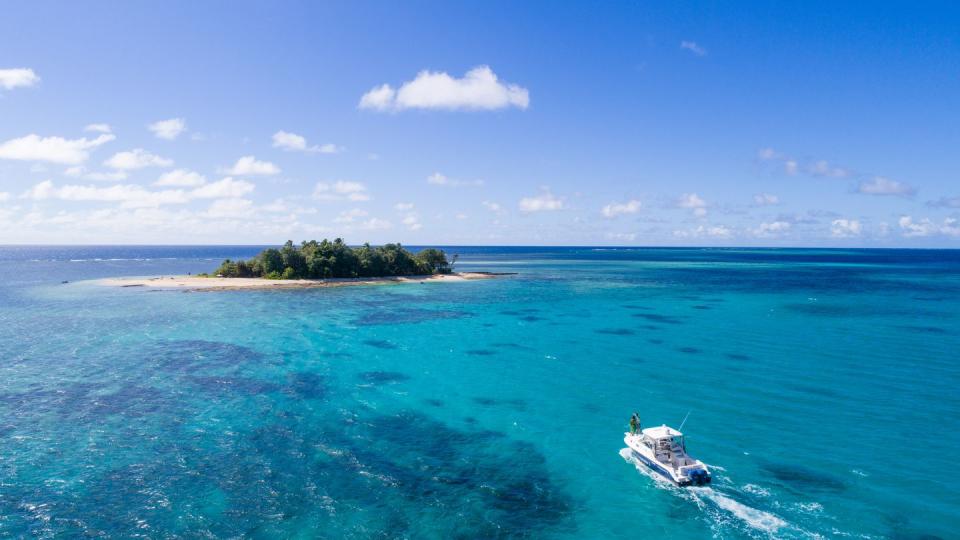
1, 245, 958, 538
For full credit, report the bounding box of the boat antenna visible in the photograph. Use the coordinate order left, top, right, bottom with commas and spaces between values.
678, 410, 692, 431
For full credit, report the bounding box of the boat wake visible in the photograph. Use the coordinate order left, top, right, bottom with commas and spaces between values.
619, 448, 806, 538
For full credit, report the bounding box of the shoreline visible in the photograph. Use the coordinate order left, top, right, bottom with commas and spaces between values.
99, 272, 509, 291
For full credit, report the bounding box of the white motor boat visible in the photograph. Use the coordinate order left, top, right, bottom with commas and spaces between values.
624, 424, 711, 486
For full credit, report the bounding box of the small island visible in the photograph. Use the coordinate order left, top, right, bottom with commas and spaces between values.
208, 239, 455, 279
102, 239, 504, 290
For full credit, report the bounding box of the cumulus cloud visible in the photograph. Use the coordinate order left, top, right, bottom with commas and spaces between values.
830, 219, 862, 238
64, 166, 127, 182
204, 198, 256, 219
401, 213, 422, 231
426, 172, 483, 187
482, 201, 502, 212
84, 123, 112, 134
0, 133, 115, 164
394, 202, 415, 211
753, 193, 780, 206
678, 193, 707, 217
857, 176, 915, 197
898, 216, 960, 237
0, 192, 10, 202
154, 169, 207, 187
519, 189, 564, 212
222, 155, 280, 176
601, 199, 642, 218
333, 208, 369, 224
680, 41, 707, 56
104, 149, 173, 170
674, 225, 732, 239
272, 130, 342, 154
758, 148, 850, 178
606, 232, 637, 242
752, 221, 791, 238
359, 66, 529, 112
148, 118, 187, 140
313, 180, 369, 202
190, 177, 255, 199
22, 177, 253, 209
22, 180, 188, 208
359, 218, 393, 231
808, 160, 851, 178
0, 68, 40, 90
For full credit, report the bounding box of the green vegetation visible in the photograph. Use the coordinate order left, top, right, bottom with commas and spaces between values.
210, 239, 456, 279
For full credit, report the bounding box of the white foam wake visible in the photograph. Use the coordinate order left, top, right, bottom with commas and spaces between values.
619, 448, 791, 536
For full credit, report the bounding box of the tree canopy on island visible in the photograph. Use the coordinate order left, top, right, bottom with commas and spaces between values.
210, 239, 456, 279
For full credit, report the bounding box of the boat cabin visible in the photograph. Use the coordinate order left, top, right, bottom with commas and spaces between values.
639, 425, 690, 465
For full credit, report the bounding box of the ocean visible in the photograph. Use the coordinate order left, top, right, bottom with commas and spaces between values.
0, 245, 957, 538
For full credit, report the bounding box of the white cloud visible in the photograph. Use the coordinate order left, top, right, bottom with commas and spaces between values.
204, 198, 255, 219
359, 218, 392, 230
104, 149, 173, 170
753, 221, 791, 237
148, 118, 187, 140
857, 176, 915, 197
519, 189, 564, 212
64, 166, 128, 182
680, 41, 707, 56
760, 148, 850, 178
394, 202, 415, 211
190, 177, 255, 199
359, 65, 529, 112
830, 219, 862, 238
154, 169, 207, 187
222, 155, 280, 176
22, 180, 188, 208
22, 177, 252, 209
313, 180, 369, 202
601, 199, 642, 218
757, 148, 779, 160
0, 68, 40, 90
333, 208, 369, 223
753, 193, 780, 206
426, 172, 483, 187
358, 84, 396, 111
674, 225, 732, 239
606, 232, 637, 242
0, 192, 10, 202
0, 133, 115, 164
898, 216, 960, 238
678, 193, 707, 217
482, 201, 502, 212
272, 130, 342, 154
84, 123, 112, 134
401, 214, 422, 231
808, 160, 850, 178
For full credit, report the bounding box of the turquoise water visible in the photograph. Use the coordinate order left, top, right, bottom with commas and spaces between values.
1, 246, 958, 538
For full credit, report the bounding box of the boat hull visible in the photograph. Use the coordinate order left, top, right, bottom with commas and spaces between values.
625, 434, 711, 487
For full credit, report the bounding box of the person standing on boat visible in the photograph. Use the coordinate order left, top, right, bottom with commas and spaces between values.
629, 413, 640, 434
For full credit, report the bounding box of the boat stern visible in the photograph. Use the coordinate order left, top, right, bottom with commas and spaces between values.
679, 467, 711, 486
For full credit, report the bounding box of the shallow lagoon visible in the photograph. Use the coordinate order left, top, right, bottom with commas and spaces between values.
1, 246, 958, 538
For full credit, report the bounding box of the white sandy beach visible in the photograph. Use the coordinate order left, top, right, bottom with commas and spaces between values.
99, 272, 500, 291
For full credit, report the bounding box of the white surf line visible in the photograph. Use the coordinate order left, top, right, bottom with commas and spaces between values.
619, 448, 798, 537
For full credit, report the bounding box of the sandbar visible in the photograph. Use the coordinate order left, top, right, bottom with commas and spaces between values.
99, 272, 505, 291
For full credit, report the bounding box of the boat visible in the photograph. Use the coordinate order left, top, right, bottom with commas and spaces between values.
624, 424, 711, 486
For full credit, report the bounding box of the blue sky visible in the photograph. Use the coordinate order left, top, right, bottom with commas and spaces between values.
1, 1, 958, 246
